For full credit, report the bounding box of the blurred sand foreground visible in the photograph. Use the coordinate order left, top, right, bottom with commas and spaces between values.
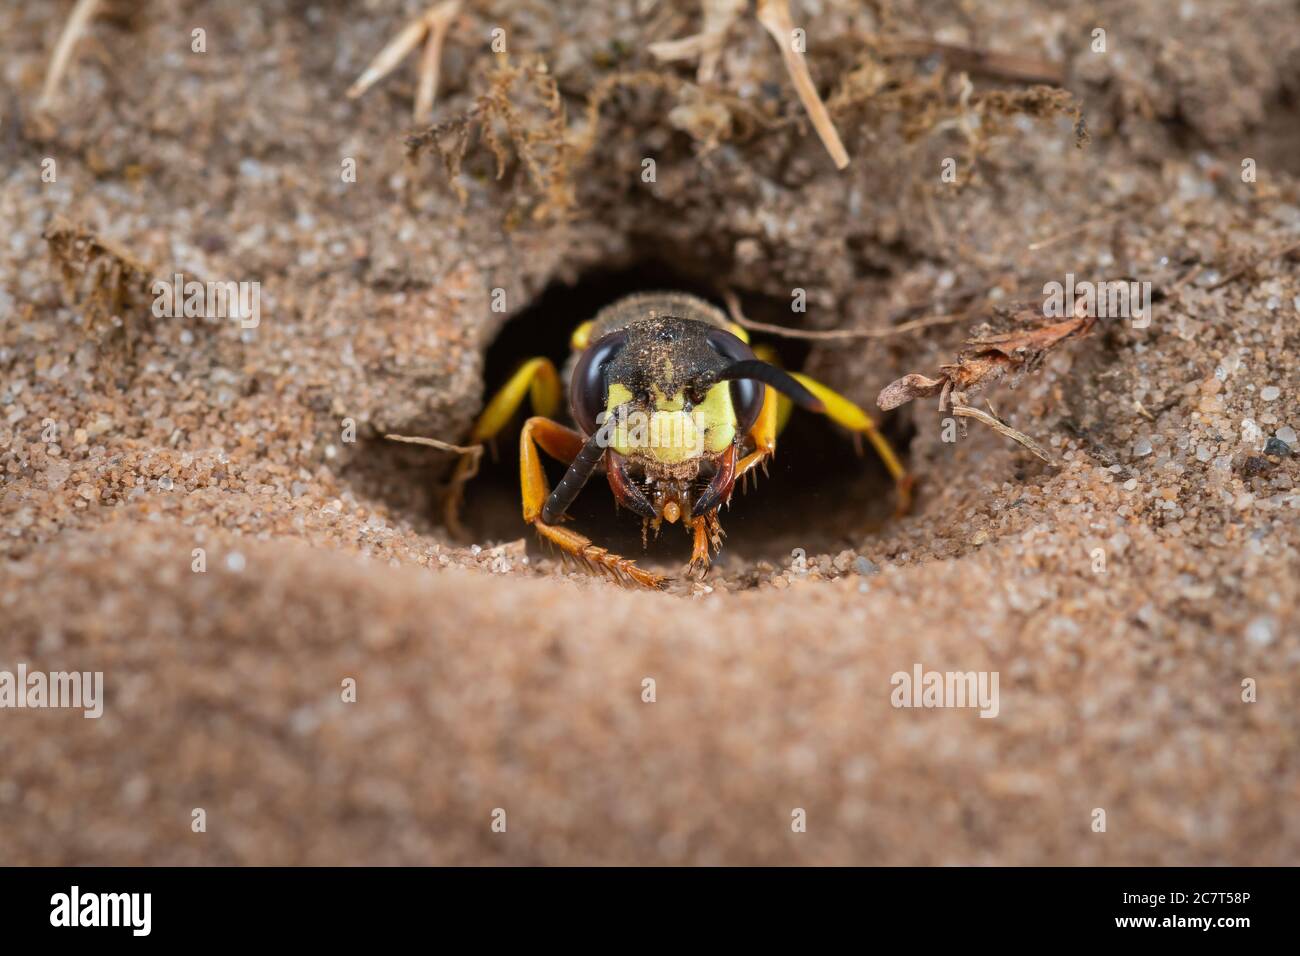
2, 1, 1298, 864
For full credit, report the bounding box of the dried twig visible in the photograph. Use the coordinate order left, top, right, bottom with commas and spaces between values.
724, 287, 980, 341
878, 38, 1066, 86
386, 433, 483, 539
876, 302, 1097, 462
647, 0, 845, 164
736, 308, 973, 341
648, 0, 745, 84
1153, 237, 1299, 310
878, 303, 1096, 410
385, 433, 481, 456
1206, 238, 1300, 291
347, 14, 428, 100
348, 0, 462, 125
1026, 212, 1123, 252
950, 402, 1055, 465
755, 0, 849, 169
414, 1, 461, 126
39, 0, 102, 111
387, 433, 484, 539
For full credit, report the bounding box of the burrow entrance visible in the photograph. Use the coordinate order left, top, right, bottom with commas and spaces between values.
454, 260, 912, 573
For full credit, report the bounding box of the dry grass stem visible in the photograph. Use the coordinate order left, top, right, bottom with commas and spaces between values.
950, 402, 1055, 465
385, 433, 482, 457
39, 0, 102, 111
648, 0, 746, 84
348, 0, 462, 124
725, 288, 977, 341
755, 0, 849, 169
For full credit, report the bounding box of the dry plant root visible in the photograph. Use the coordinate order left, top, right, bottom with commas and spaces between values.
394, 355, 561, 538
949, 403, 1054, 465
39, 0, 102, 112
348, 0, 462, 125
385, 433, 484, 538
647, 0, 745, 84
650, 0, 850, 169
755, 0, 849, 169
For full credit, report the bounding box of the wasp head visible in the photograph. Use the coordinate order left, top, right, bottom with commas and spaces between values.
566, 312, 823, 524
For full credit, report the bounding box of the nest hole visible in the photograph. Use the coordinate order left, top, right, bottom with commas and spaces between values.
456, 260, 912, 573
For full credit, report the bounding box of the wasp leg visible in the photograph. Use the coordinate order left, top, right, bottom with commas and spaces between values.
686, 511, 725, 578
736, 346, 914, 514
445, 357, 562, 535
569, 320, 594, 351
733, 345, 790, 490
753, 344, 794, 433
787, 371, 915, 516
736, 383, 780, 485
520, 416, 666, 590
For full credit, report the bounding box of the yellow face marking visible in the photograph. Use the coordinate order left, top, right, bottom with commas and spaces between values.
693, 383, 737, 453
603, 382, 737, 462
607, 381, 635, 411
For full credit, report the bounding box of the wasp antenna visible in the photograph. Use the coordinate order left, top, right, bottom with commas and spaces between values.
716, 360, 825, 413
542, 432, 605, 524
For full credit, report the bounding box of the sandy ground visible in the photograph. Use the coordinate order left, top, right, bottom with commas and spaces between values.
1, 0, 1298, 864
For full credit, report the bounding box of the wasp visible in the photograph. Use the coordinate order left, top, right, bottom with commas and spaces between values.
448, 292, 912, 588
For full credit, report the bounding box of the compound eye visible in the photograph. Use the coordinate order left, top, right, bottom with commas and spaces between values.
570, 330, 627, 435
706, 328, 763, 435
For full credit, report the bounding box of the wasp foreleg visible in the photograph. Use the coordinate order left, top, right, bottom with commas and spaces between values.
519, 416, 665, 590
